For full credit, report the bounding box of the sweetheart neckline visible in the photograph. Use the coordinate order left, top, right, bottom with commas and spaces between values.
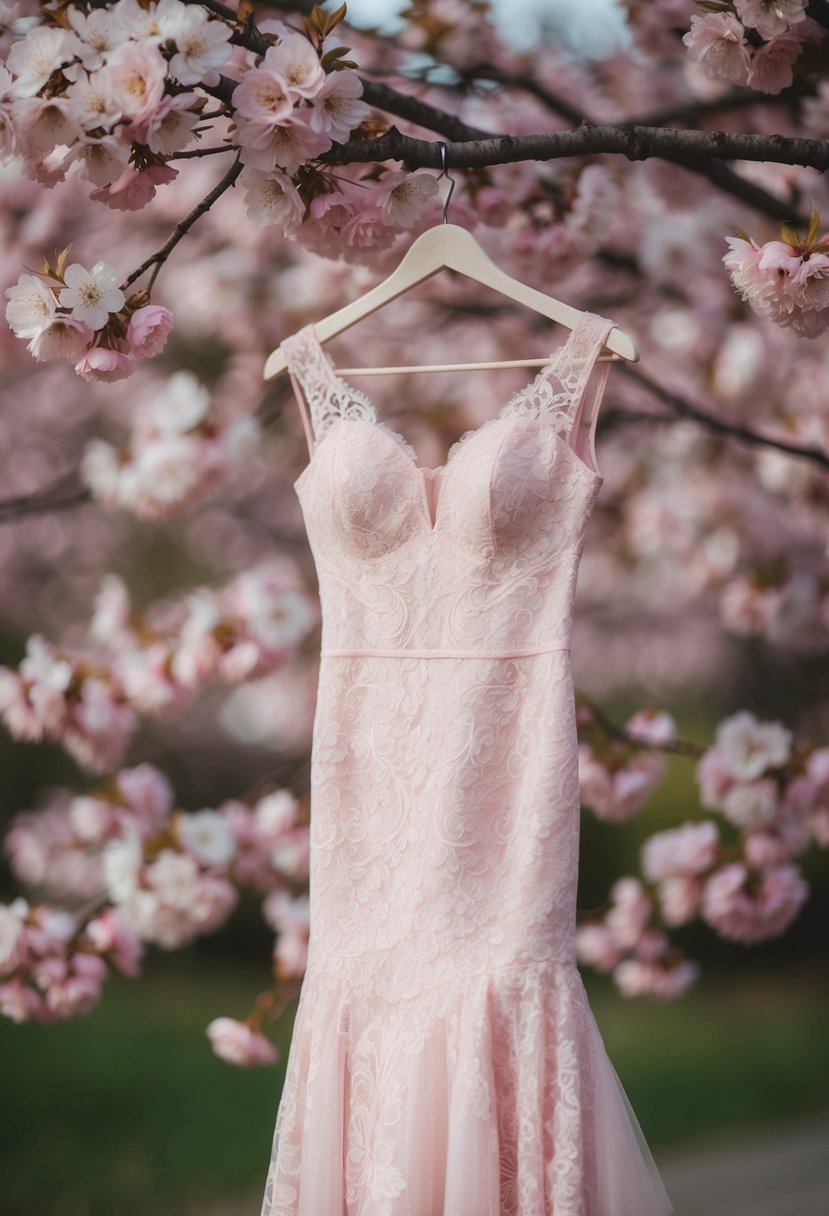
293, 412, 604, 500
294, 312, 604, 482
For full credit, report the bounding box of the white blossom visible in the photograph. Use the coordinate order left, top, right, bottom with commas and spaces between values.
58, 261, 124, 330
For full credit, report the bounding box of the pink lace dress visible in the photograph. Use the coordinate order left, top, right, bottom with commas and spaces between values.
259, 313, 676, 1216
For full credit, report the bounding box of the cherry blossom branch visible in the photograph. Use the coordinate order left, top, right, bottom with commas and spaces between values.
190, 6, 814, 227
321, 124, 829, 175
121, 152, 243, 292
618, 364, 829, 472
578, 693, 706, 759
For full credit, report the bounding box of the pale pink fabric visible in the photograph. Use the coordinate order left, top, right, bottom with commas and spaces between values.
259, 314, 676, 1216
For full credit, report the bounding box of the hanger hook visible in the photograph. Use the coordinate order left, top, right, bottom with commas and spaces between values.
437, 142, 455, 225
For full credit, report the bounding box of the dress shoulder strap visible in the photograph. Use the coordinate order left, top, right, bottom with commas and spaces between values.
499, 311, 616, 452
279, 324, 375, 458
558, 311, 616, 468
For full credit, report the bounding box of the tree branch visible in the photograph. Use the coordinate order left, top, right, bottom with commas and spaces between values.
121, 152, 243, 292
322, 124, 829, 174
618, 363, 829, 472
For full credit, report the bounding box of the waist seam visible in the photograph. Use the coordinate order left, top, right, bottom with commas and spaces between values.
320, 643, 570, 659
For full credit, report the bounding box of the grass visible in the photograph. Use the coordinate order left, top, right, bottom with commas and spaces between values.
1, 952, 827, 1216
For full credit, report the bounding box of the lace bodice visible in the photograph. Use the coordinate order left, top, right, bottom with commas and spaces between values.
279, 312, 615, 655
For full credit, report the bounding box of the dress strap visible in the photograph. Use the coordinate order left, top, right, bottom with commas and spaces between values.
280, 325, 324, 458
279, 324, 377, 459
560, 312, 616, 467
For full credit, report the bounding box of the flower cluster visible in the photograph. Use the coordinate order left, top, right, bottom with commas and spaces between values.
293, 170, 441, 259
697, 710, 827, 855
0, 898, 142, 1024
1, 0, 229, 193
81, 370, 260, 517
576, 708, 823, 995
576, 877, 700, 999
0, 562, 318, 771
723, 211, 829, 338
232, 17, 369, 193
577, 706, 676, 821
1, 761, 311, 1040
682, 2, 814, 95
5, 255, 174, 382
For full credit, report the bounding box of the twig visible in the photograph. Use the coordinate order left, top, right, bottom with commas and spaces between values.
121, 152, 243, 292
619, 363, 829, 472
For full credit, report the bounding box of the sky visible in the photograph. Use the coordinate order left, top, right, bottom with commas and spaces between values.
344, 0, 632, 60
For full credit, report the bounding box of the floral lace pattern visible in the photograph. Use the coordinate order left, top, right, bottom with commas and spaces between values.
259, 313, 676, 1215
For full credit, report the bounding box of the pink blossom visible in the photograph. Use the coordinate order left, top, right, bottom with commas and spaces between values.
0, 977, 44, 1023
43, 950, 107, 1019
240, 165, 305, 234
615, 958, 699, 999
371, 171, 440, 228
166, 7, 233, 87
682, 13, 752, 86
625, 708, 677, 746
74, 344, 135, 382
176, 809, 237, 869
696, 745, 736, 809
657, 875, 703, 926
69, 796, 117, 845
307, 69, 368, 142
4, 272, 57, 338
701, 861, 809, 942
117, 763, 174, 828
574, 922, 624, 970
134, 91, 200, 157
83, 909, 143, 976
90, 162, 179, 211
98, 39, 167, 124
5, 25, 82, 97
235, 108, 331, 175
744, 831, 793, 867
715, 710, 792, 780
11, 94, 79, 155
721, 777, 780, 831
748, 30, 803, 95
126, 304, 174, 357
734, 0, 807, 39
578, 745, 663, 820
65, 6, 124, 72
206, 1016, 278, 1065
606, 877, 653, 949
232, 63, 295, 126
64, 677, 136, 774
642, 820, 720, 882
62, 131, 132, 186
28, 315, 95, 362
340, 206, 398, 256
261, 33, 324, 100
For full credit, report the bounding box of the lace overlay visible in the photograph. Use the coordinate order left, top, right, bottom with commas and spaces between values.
260, 312, 676, 1215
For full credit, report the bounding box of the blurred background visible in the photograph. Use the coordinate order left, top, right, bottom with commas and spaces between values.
1, 0, 828, 1213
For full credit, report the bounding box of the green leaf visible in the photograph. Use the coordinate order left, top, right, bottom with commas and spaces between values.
779, 224, 801, 249
324, 2, 348, 35
806, 205, 821, 247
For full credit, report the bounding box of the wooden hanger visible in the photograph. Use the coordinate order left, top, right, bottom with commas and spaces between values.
262, 146, 639, 382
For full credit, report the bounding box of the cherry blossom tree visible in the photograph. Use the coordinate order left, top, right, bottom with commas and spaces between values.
0, 0, 827, 1065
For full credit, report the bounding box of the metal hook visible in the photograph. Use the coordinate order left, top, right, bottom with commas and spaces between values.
437, 142, 455, 225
